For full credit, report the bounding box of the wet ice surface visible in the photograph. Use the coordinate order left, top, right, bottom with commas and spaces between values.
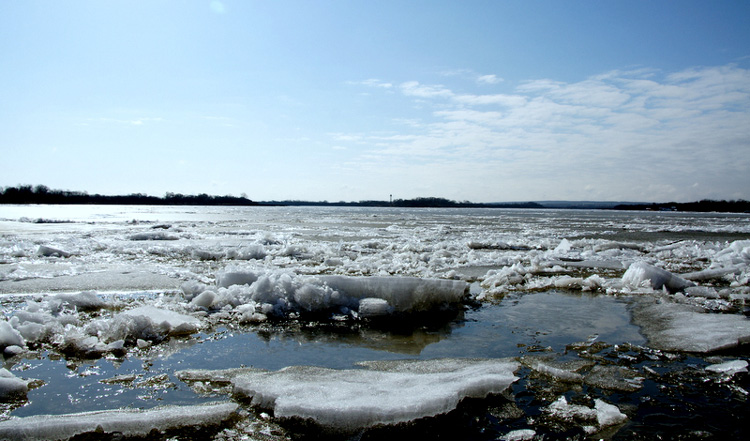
1, 205, 749, 440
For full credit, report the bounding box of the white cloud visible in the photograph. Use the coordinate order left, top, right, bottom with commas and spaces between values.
335, 64, 750, 202
400, 81, 454, 99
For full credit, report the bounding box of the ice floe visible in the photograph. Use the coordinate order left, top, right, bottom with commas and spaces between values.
631, 301, 750, 352
230, 358, 519, 432
0, 402, 238, 440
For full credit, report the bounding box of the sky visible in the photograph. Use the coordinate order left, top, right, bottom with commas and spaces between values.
1, 1, 749, 203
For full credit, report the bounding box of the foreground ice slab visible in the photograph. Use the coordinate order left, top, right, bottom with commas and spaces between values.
631, 301, 750, 352
0, 402, 238, 440
232, 358, 519, 432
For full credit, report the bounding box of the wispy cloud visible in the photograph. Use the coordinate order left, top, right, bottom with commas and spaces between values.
348, 79, 393, 89
342, 64, 750, 201
87, 116, 164, 126
476, 74, 503, 85
400, 81, 454, 99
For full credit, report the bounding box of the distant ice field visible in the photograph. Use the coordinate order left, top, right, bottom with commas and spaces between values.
0, 205, 749, 440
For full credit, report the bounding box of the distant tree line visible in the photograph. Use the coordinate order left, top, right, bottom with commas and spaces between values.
0, 185, 259, 206
4, 185, 746, 212
268, 197, 544, 208
613, 199, 750, 213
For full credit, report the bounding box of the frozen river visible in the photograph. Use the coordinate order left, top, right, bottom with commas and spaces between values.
0, 205, 749, 440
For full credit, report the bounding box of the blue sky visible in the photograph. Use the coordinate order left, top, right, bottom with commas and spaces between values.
1, 1, 749, 202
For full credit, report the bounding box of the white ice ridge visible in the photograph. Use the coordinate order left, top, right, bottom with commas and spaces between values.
231, 358, 519, 431
187, 269, 468, 319
631, 301, 750, 352
0, 402, 238, 440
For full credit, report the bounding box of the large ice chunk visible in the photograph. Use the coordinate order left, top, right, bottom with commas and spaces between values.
0, 402, 238, 439
99, 306, 202, 345
216, 270, 260, 288
712, 240, 750, 267
622, 261, 694, 292
48, 291, 106, 312
36, 245, 71, 258
318, 275, 468, 313
631, 301, 750, 352
121, 306, 201, 336
232, 358, 518, 432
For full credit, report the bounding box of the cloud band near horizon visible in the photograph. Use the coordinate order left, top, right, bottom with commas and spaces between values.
339, 64, 750, 203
